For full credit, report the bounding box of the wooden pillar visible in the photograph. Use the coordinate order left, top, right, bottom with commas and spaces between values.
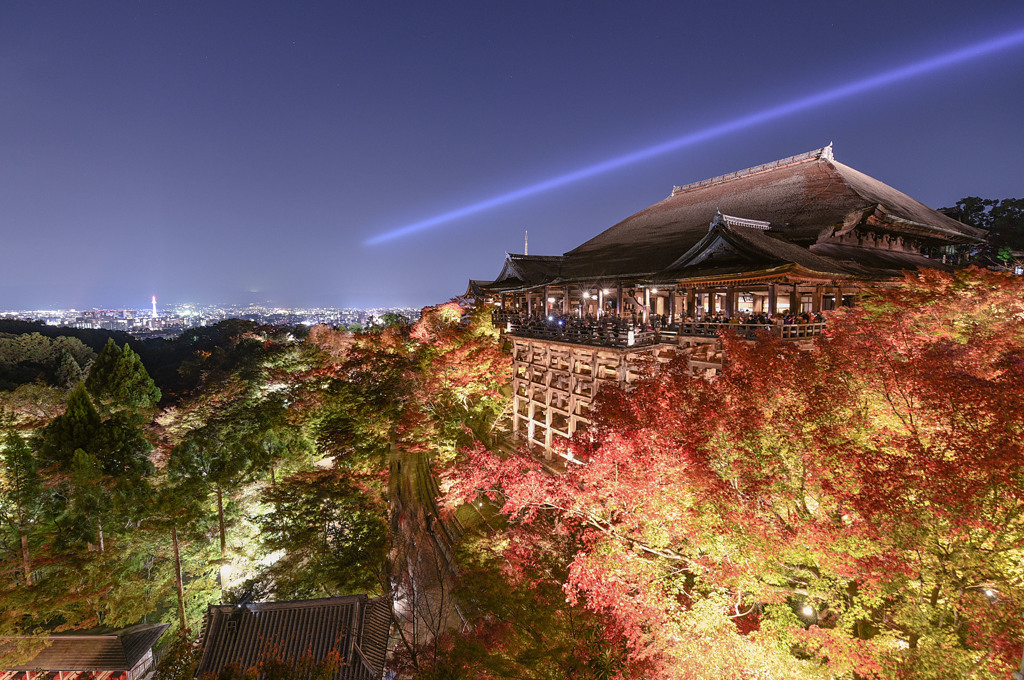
725, 287, 735, 317
668, 292, 676, 323
597, 288, 604, 318
564, 285, 570, 316
813, 285, 823, 313
527, 291, 532, 317
616, 283, 623, 319
790, 285, 800, 313
768, 283, 777, 316
643, 288, 651, 323
544, 285, 551, 317
512, 387, 521, 437
686, 288, 695, 317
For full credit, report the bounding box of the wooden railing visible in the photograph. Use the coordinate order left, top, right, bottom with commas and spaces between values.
502, 316, 827, 348
675, 321, 827, 339
506, 320, 657, 349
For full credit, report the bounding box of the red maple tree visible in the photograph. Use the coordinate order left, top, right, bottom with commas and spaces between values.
445, 268, 1024, 679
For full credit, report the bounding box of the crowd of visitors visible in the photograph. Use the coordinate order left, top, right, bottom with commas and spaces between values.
493, 308, 826, 347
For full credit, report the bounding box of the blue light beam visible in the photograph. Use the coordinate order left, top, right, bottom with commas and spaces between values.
366, 27, 1024, 246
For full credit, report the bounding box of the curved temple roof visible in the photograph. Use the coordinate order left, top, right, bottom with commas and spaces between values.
476, 145, 983, 291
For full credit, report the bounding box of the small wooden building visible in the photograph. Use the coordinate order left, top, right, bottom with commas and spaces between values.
0, 623, 169, 680
194, 596, 391, 680
472, 145, 984, 454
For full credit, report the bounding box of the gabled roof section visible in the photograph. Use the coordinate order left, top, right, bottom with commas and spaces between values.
194, 596, 391, 680
488, 253, 564, 290
661, 221, 862, 281
465, 279, 494, 297
559, 145, 982, 280
1, 624, 169, 672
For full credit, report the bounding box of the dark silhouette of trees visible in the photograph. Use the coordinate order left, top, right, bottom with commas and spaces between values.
942, 196, 1024, 261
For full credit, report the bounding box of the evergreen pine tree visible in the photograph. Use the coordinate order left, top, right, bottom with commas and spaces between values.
85, 339, 161, 412
55, 350, 83, 389
1, 429, 42, 584
38, 383, 102, 470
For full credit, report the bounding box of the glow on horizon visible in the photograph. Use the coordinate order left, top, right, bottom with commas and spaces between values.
365, 26, 1024, 246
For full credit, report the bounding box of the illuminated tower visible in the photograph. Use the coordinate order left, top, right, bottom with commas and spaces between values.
152, 295, 158, 319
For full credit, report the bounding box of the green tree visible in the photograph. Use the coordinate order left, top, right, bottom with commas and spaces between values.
943, 196, 1024, 258
0, 428, 42, 585
85, 339, 161, 413
166, 396, 307, 596
37, 383, 103, 471
63, 449, 106, 550
167, 425, 247, 593
250, 468, 389, 599
55, 350, 83, 388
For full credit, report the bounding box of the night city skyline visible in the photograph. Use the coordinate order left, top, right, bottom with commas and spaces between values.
2, 2, 1023, 310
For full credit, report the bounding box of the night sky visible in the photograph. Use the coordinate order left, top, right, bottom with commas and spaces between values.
2, 2, 1023, 310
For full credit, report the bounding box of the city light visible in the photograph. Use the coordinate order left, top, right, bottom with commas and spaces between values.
364, 26, 1024, 246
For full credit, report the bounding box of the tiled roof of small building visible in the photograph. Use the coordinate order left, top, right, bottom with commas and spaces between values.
0, 623, 169, 672
194, 596, 391, 680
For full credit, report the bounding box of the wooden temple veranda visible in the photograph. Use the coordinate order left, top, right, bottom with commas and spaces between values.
469, 145, 984, 455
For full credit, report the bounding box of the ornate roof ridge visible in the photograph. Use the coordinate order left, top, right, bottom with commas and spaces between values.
507, 253, 564, 261
671, 143, 834, 196
711, 210, 771, 231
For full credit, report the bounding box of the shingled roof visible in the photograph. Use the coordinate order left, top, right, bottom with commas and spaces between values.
194, 596, 391, 680
477, 146, 982, 288
0, 623, 169, 672
659, 220, 868, 282
487, 253, 565, 290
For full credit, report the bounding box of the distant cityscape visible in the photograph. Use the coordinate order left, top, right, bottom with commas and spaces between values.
0, 301, 423, 339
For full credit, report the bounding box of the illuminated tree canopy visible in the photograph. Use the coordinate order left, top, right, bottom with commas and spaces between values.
446, 268, 1024, 679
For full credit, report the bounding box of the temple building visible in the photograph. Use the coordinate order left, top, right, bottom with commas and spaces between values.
0, 623, 169, 680
194, 596, 391, 680
470, 145, 983, 454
